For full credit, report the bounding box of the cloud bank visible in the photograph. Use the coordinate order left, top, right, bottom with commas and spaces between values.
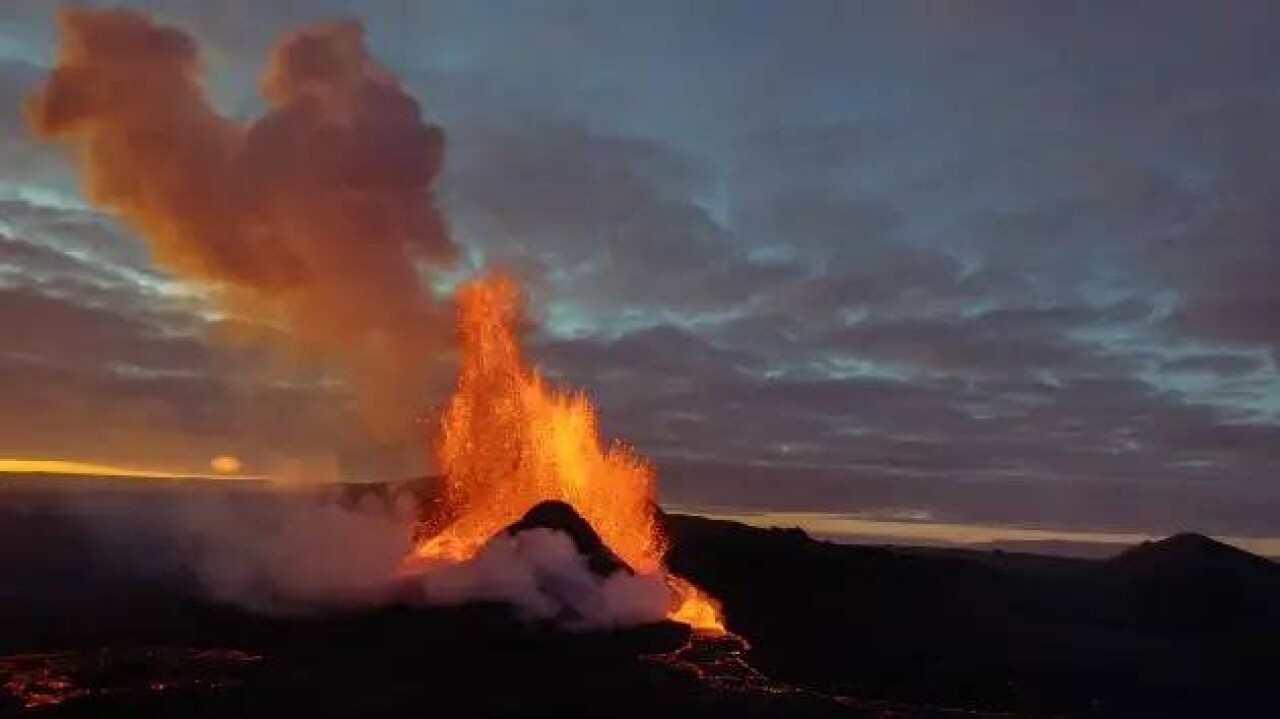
3, 1, 1280, 537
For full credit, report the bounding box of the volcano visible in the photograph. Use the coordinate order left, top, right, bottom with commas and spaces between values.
504, 500, 632, 577
406, 499, 676, 629
403, 275, 724, 632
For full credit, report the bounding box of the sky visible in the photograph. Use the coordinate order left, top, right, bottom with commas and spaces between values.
3, 1, 1280, 542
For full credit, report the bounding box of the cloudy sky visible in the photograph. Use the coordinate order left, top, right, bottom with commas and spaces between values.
3, 1, 1280, 541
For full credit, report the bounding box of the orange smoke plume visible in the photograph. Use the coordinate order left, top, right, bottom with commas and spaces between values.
28, 9, 723, 633
27, 9, 455, 432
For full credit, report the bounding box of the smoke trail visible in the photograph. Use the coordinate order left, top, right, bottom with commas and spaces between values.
27, 9, 455, 433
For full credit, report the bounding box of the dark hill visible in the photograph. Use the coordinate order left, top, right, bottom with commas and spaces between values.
1089, 532, 1280, 633
662, 512, 1280, 719
1104, 532, 1279, 581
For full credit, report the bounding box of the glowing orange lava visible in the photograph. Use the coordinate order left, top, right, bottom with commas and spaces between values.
667, 575, 726, 633
408, 274, 723, 632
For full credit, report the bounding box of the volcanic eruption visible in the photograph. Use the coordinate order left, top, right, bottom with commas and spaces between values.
27, 8, 723, 633
405, 275, 723, 630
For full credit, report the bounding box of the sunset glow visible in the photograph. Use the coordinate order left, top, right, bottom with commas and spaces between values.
680, 508, 1280, 559
0, 458, 262, 481
209, 455, 244, 475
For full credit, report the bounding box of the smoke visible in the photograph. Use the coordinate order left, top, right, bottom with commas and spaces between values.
67, 489, 416, 612
413, 528, 671, 630
165, 497, 672, 627
162, 493, 415, 611
19, 9, 680, 631
47, 488, 669, 628
27, 9, 456, 434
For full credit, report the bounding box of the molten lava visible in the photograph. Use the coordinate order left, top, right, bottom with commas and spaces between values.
409, 274, 723, 632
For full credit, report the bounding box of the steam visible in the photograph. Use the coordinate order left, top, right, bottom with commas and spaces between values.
27, 9, 455, 433
415, 528, 671, 629
67, 489, 415, 612
56, 490, 669, 628
162, 493, 415, 611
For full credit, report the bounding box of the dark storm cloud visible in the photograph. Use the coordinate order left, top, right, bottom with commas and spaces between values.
829, 300, 1153, 378
527, 314, 1280, 536
1, 288, 209, 373
662, 456, 1280, 539
1155, 99, 1280, 357
654, 369, 1280, 536
445, 117, 750, 317
1, 199, 165, 311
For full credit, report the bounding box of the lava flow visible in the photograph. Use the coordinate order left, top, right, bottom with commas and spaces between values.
405, 274, 724, 632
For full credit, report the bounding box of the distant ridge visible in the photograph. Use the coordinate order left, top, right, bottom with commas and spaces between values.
1105, 532, 1279, 581
1090, 532, 1280, 633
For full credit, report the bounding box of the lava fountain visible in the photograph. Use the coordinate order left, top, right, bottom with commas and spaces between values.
406, 275, 723, 632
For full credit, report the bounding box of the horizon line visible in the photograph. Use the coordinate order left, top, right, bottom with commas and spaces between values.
668, 505, 1280, 559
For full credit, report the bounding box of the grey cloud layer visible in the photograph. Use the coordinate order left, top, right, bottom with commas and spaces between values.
2, 1, 1279, 536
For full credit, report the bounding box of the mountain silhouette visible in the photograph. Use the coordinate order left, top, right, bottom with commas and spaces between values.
1089, 532, 1280, 633
1105, 532, 1279, 580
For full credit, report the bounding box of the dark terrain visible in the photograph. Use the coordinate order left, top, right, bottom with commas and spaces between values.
666, 513, 1280, 718
2, 476, 1277, 718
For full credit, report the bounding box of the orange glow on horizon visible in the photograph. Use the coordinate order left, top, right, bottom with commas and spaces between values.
675, 507, 1280, 559
0, 458, 263, 481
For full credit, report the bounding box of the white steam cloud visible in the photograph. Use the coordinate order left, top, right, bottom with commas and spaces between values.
62, 490, 670, 629
414, 528, 671, 629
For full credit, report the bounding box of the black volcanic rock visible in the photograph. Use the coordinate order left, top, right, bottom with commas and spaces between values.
504, 500, 632, 577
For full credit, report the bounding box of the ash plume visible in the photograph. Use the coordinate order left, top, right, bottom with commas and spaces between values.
27, 9, 456, 433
